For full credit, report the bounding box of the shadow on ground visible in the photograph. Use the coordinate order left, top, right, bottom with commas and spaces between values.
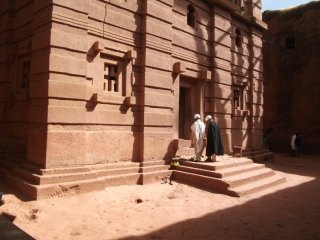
119, 154, 320, 240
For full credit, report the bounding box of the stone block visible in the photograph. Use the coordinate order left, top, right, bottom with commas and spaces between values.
145, 50, 172, 71
145, 70, 173, 89
49, 53, 87, 76
47, 106, 86, 123
146, 0, 173, 23
52, 0, 89, 14
27, 130, 47, 168
46, 131, 87, 167
146, 17, 172, 41
51, 29, 88, 52
48, 81, 87, 100
144, 92, 173, 108
144, 113, 173, 127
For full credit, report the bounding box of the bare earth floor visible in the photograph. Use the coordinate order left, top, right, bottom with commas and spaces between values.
1, 153, 320, 240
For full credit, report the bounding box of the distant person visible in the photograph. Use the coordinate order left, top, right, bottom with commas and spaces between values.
0, 192, 3, 206
205, 115, 224, 162
291, 132, 302, 157
190, 114, 206, 162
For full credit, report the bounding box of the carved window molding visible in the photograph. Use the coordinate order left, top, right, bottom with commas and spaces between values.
103, 57, 124, 95
232, 84, 248, 117
13, 46, 32, 100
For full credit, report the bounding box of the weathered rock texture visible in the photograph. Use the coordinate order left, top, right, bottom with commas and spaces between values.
0, 0, 267, 198
263, 1, 320, 154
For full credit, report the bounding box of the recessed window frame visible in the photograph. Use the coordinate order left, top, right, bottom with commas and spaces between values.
235, 28, 242, 48
187, 4, 197, 28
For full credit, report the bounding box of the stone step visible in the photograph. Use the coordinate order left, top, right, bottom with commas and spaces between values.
171, 170, 229, 193
13, 167, 98, 185
223, 168, 275, 188
3, 171, 143, 199
178, 158, 253, 171
171, 155, 286, 197
217, 163, 265, 177
12, 165, 142, 185
103, 173, 142, 186
242, 148, 275, 162
140, 165, 171, 173
40, 162, 140, 175
173, 165, 222, 178
228, 174, 286, 197
96, 167, 140, 177
40, 166, 92, 175
253, 152, 275, 162
141, 170, 173, 184
140, 160, 167, 167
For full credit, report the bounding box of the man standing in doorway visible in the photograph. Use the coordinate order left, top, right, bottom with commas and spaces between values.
191, 114, 206, 162
205, 115, 224, 162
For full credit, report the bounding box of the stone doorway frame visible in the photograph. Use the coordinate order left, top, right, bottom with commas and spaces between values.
178, 76, 203, 140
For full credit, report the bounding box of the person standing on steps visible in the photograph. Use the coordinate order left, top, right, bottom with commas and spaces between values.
190, 114, 206, 162
205, 115, 224, 162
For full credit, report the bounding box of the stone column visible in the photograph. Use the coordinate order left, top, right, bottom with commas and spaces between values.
210, 5, 233, 153
141, 0, 174, 161
26, 0, 53, 167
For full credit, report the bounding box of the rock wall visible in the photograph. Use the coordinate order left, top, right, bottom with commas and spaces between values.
263, 1, 320, 154
0, 0, 267, 169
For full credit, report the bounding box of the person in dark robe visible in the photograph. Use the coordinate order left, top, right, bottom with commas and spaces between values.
205, 115, 224, 162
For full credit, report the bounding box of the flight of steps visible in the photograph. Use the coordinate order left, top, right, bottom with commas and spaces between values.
242, 148, 275, 162
170, 155, 285, 197
0, 157, 172, 200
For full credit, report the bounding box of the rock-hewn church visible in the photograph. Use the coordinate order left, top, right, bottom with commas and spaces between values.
0, 0, 271, 199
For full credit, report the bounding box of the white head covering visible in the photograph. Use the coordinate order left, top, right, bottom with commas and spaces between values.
194, 114, 201, 119
205, 115, 212, 121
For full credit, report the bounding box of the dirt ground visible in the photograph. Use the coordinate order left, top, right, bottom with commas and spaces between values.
1, 153, 320, 240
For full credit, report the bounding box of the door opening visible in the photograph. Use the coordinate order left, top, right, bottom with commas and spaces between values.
178, 77, 203, 140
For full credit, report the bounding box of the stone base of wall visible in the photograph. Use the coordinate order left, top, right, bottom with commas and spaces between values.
0, 157, 171, 200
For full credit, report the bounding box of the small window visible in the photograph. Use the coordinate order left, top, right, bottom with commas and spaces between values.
187, 5, 196, 28
285, 37, 295, 49
104, 63, 119, 92
235, 28, 242, 48
21, 61, 30, 89
233, 86, 244, 110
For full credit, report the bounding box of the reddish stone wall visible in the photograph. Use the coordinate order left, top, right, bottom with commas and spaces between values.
0, 0, 267, 169
0, 0, 51, 167
263, 1, 320, 154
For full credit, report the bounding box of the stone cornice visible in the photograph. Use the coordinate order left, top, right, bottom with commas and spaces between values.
206, 0, 267, 30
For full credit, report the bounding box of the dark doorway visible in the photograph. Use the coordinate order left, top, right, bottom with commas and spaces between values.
178, 77, 203, 140
179, 86, 191, 139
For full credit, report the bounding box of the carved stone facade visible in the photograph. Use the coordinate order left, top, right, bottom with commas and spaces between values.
0, 1, 265, 177
263, 1, 320, 154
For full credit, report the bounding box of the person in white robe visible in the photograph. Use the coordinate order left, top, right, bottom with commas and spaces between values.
191, 114, 206, 161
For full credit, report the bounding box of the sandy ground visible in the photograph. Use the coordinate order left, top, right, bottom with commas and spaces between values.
1, 153, 320, 240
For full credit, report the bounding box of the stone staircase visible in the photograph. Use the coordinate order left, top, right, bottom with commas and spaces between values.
170, 155, 285, 197
0, 157, 172, 200
242, 148, 275, 162
0, 139, 284, 199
